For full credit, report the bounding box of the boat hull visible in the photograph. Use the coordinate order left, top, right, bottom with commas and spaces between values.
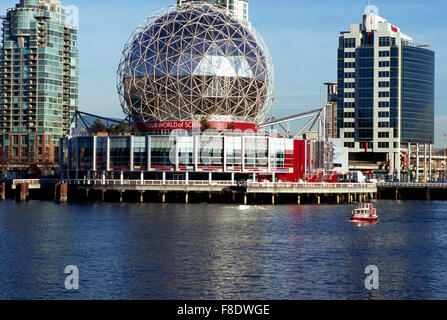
351, 217, 379, 223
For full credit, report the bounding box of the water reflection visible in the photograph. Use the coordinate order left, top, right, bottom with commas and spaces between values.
0, 200, 446, 299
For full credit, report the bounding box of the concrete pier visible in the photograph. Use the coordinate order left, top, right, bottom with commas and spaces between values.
54, 183, 68, 203
16, 183, 29, 202
9, 178, 384, 205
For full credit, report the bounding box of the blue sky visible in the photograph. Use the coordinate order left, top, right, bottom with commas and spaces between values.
1, 0, 446, 145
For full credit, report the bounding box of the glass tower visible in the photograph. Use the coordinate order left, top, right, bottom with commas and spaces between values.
337, 10, 435, 171
0, 0, 78, 168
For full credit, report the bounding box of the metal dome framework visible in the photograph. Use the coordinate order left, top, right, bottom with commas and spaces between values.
117, 2, 274, 125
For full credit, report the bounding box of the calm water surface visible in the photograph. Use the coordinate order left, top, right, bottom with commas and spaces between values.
0, 200, 446, 300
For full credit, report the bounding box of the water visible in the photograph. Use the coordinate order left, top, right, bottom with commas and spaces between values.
0, 200, 447, 300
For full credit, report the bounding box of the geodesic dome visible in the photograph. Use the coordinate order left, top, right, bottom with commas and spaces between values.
117, 2, 274, 124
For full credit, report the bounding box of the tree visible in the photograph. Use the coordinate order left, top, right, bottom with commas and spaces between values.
91, 119, 108, 133
200, 118, 211, 131
108, 121, 129, 134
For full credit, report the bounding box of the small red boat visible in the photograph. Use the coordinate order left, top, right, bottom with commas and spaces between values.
351, 203, 378, 222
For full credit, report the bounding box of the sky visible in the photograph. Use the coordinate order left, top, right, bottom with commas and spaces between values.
1, 0, 446, 146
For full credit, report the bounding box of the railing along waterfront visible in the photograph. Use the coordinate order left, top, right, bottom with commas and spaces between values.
377, 182, 447, 188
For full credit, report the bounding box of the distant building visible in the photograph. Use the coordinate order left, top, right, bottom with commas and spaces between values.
337, 8, 435, 177
0, 0, 78, 168
177, 0, 248, 22
324, 82, 337, 139
329, 138, 349, 174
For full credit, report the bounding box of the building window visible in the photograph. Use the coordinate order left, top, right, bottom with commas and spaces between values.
344, 112, 355, 118
379, 61, 390, 67
344, 102, 355, 108
360, 142, 373, 149
344, 72, 355, 78
379, 71, 390, 77
378, 132, 390, 138
344, 132, 355, 138
379, 51, 390, 57
344, 62, 355, 68
379, 37, 390, 47
344, 82, 355, 89
344, 92, 355, 98
378, 91, 390, 98
344, 122, 355, 128
344, 38, 356, 48
378, 142, 390, 149
379, 81, 390, 88
344, 142, 355, 148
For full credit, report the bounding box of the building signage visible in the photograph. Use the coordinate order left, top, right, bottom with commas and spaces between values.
132, 121, 258, 132
134, 121, 202, 131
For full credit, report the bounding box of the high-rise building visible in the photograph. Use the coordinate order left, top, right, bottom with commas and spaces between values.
177, 0, 248, 22
324, 82, 337, 139
0, 0, 78, 168
337, 8, 435, 175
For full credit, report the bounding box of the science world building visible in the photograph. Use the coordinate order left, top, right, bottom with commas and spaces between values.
117, 2, 273, 132
61, 2, 314, 183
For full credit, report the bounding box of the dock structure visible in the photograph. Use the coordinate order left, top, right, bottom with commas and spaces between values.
8, 179, 447, 204
377, 182, 447, 201
9, 178, 378, 205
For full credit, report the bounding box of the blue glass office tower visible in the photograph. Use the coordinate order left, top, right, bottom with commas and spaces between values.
401, 46, 435, 144
337, 11, 435, 175
0, 0, 78, 169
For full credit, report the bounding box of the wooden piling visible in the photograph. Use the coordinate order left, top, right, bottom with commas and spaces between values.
60, 183, 68, 203
16, 183, 28, 202
1, 181, 6, 201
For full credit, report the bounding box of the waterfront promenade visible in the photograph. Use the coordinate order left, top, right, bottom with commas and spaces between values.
4, 179, 447, 204
6, 178, 376, 205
